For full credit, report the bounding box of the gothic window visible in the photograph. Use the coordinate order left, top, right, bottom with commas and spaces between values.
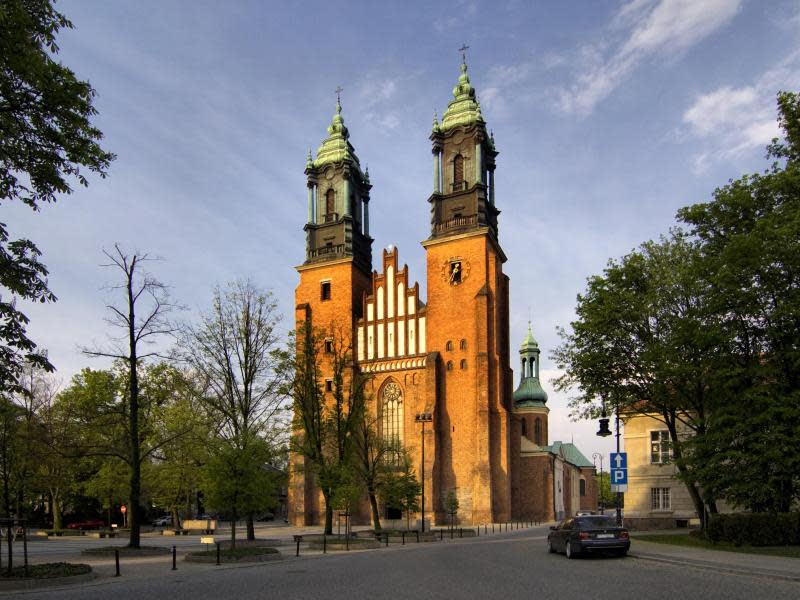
446, 340, 453, 351
459, 339, 467, 350
460, 359, 467, 370
580, 479, 586, 497
382, 382, 403, 458
534, 418, 541, 445
446, 360, 453, 371
325, 189, 335, 220
453, 154, 464, 191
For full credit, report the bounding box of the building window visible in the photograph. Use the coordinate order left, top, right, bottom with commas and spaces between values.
459, 339, 467, 350
534, 418, 541, 446
651, 487, 671, 510
446, 340, 453, 351
321, 281, 331, 301
446, 360, 453, 371
460, 359, 467, 370
521, 419, 527, 437
650, 430, 672, 464
453, 154, 464, 191
324, 339, 333, 354
382, 382, 403, 460
325, 379, 333, 393
579, 479, 586, 497
325, 188, 335, 220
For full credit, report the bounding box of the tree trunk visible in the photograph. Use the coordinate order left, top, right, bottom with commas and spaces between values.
52, 493, 62, 530
368, 489, 381, 533
246, 513, 255, 541
127, 266, 142, 549
324, 496, 333, 535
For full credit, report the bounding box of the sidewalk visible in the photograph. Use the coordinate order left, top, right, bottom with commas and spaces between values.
630, 532, 800, 582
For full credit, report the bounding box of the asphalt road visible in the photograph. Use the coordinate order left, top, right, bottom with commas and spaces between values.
6, 527, 799, 600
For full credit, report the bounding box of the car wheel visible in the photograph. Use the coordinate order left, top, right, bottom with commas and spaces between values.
547, 539, 555, 554
565, 541, 575, 559
617, 549, 628, 558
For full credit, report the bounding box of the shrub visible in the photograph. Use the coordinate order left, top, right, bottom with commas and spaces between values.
707, 513, 800, 546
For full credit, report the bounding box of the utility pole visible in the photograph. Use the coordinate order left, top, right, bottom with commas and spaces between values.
415, 413, 432, 532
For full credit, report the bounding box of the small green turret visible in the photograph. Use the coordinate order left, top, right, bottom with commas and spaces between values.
513, 322, 548, 408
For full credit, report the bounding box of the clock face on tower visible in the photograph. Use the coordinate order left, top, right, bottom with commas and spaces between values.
442, 257, 470, 286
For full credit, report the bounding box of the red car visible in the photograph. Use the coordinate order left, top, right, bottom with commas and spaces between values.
66, 519, 106, 530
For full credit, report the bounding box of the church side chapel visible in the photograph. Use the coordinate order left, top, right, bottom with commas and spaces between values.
289, 56, 596, 527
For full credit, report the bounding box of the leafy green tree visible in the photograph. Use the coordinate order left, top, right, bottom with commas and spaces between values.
352, 395, 393, 533
289, 324, 367, 534
178, 280, 288, 540
379, 455, 420, 531
676, 91, 800, 512
595, 472, 614, 512
200, 433, 278, 547
553, 234, 721, 526
0, 0, 114, 393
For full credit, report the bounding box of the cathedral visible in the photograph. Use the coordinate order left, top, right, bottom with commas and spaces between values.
289, 60, 596, 526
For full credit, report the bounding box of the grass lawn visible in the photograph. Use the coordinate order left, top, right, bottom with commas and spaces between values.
1, 563, 91, 579
634, 534, 800, 558
190, 546, 278, 558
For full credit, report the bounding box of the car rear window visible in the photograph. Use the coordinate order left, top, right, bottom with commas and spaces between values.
575, 516, 617, 528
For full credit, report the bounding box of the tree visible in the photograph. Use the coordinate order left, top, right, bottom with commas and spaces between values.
289, 324, 366, 534
83, 246, 180, 547
379, 455, 420, 531
200, 432, 278, 548
352, 394, 392, 533
0, 0, 114, 393
178, 280, 288, 541
552, 234, 723, 527
675, 91, 800, 512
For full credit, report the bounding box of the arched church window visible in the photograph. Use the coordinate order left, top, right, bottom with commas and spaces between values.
459, 339, 467, 350
446, 340, 453, 351
579, 479, 586, 497
460, 359, 467, 370
446, 361, 453, 371
382, 382, 404, 458
325, 189, 335, 220
453, 154, 464, 190
529, 356, 536, 377
534, 418, 541, 446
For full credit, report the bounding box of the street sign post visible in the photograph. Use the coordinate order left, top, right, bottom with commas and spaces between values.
609, 452, 628, 492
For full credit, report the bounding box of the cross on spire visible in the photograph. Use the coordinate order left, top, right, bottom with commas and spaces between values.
335, 85, 344, 103
459, 43, 470, 63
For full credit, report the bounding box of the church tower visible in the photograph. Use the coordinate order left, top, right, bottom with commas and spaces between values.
289, 98, 373, 525
423, 57, 513, 524
513, 323, 549, 446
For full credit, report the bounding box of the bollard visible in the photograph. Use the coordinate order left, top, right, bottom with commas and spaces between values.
402, 532, 405, 545
23, 526, 28, 578
115, 548, 120, 577
450, 527, 453, 539
459, 528, 463, 538
484, 523, 487, 535
416, 531, 420, 543
384, 533, 389, 547
217, 542, 221, 565
323, 534, 326, 554
296, 538, 300, 557
476, 526, 479, 537
440, 529, 443, 541
172, 545, 177, 570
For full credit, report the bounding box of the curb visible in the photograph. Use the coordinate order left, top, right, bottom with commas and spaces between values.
0, 570, 97, 592
631, 552, 800, 583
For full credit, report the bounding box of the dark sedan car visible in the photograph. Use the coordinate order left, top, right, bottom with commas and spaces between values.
547, 515, 630, 558
66, 519, 106, 530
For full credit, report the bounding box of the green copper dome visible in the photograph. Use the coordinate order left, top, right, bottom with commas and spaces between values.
313, 99, 362, 170
513, 322, 547, 408
439, 61, 484, 132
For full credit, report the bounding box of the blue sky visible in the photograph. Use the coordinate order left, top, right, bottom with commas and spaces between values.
8, 0, 800, 462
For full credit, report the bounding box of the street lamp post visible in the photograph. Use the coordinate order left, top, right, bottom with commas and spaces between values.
592, 452, 604, 514
596, 397, 623, 525
414, 412, 432, 533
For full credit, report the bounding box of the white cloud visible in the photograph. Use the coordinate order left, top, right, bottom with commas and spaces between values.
558, 0, 743, 115
682, 51, 800, 171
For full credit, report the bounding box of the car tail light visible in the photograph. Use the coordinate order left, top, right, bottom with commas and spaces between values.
579, 532, 590, 540
620, 531, 629, 539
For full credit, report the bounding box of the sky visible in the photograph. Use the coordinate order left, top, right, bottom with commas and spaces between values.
7, 0, 800, 465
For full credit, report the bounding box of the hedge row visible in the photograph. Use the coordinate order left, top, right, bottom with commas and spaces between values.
706, 513, 800, 546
